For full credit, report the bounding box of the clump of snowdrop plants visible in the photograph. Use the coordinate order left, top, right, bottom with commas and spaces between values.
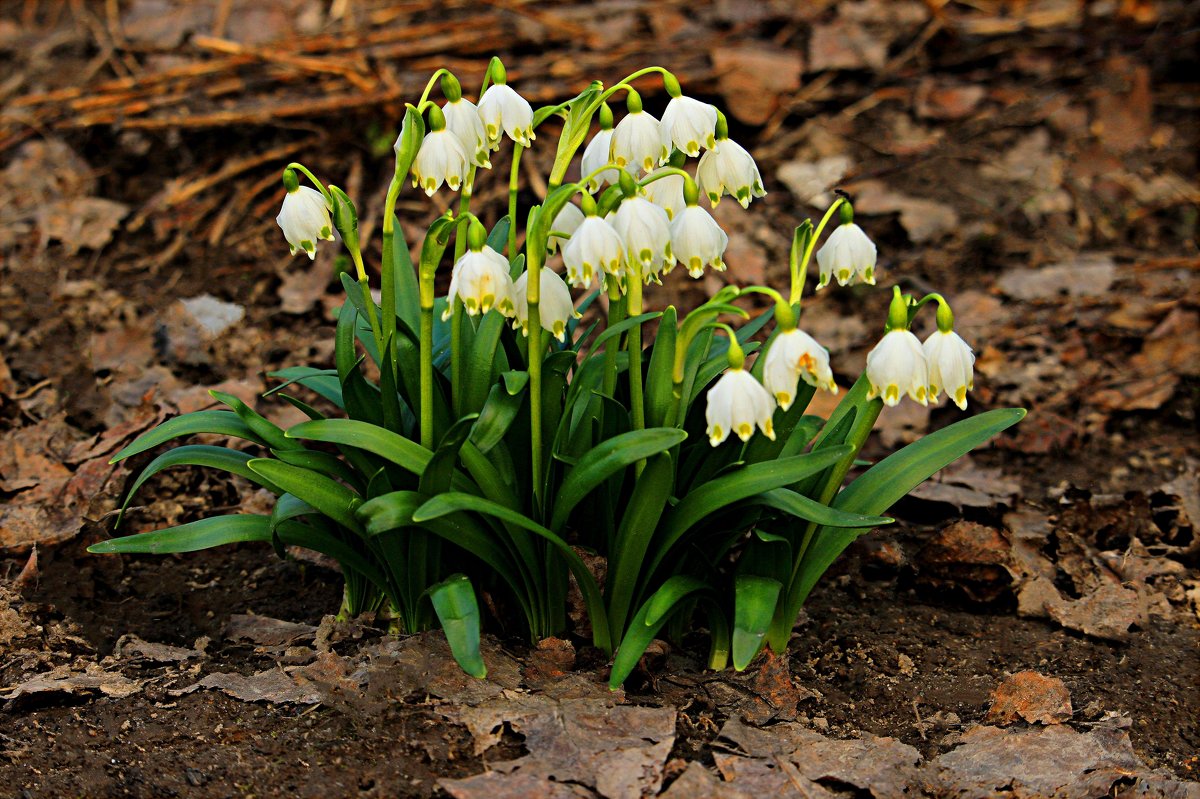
93, 60, 1022, 685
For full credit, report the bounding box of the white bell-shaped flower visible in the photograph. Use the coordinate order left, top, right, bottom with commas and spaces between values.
924, 329, 975, 410
513, 267, 579, 342
477, 83, 535, 149
442, 98, 491, 168
816, 223, 877, 289
866, 329, 929, 407
670, 204, 728, 278
562, 215, 624, 289
706, 368, 776, 447
411, 129, 469, 196
611, 110, 668, 173
696, 138, 766, 208
642, 169, 687, 219
547, 202, 585, 254
445, 246, 516, 319
276, 186, 334, 260
611, 196, 674, 283
762, 328, 837, 410
581, 129, 634, 193
659, 95, 718, 157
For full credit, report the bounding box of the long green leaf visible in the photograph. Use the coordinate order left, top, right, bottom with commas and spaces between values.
286, 419, 432, 476
247, 459, 363, 533
732, 575, 782, 670
644, 306, 677, 428
755, 488, 894, 529
413, 493, 610, 654
429, 574, 487, 678
607, 452, 674, 637
470, 381, 526, 454
608, 576, 708, 689
549, 428, 687, 532
110, 410, 266, 463
210, 390, 302, 452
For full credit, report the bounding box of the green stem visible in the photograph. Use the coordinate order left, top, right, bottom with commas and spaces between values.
791, 197, 844, 303
602, 280, 624, 398
417, 68, 450, 107
381, 176, 402, 357
449, 170, 477, 417
348, 247, 385, 357
528, 298, 544, 511
286, 162, 331, 202
419, 305, 435, 449
508, 143, 524, 258
627, 275, 645, 433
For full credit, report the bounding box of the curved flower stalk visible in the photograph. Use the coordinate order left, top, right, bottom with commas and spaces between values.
866, 288, 930, 406
276, 178, 333, 259
513, 267, 580, 342
816, 203, 877, 289
477, 71, 535, 149
445, 243, 516, 319
696, 113, 765, 208
763, 328, 837, 409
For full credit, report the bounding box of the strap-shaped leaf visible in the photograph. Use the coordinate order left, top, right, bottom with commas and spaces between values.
266, 367, 344, 408
608, 575, 708, 689
755, 488, 894, 529
247, 459, 363, 533
413, 493, 611, 654
429, 574, 487, 679
419, 415, 478, 496
644, 305, 677, 428
272, 447, 364, 491
647, 446, 852, 578
210, 390, 302, 452
286, 419, 433, 476
462, 311, 506, 416
89, 513, 276, 554
607, 452, 674, 637
732, 575, 782, 670
549, 427, 687, 532
391, 212, 422, 333
116, 445, 282, 526
110, 410, 265, 463
470, 381, 526, 454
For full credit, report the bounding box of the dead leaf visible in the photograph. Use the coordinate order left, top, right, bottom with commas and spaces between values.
2, 664, 140, 701
1092, 56, 1153, 154
277, 261, 332, 314
915, 79, 986, 120
224, 613, 316, 647
808, 20, 887, 72
173, 667, 322, 704
658, 761, 754, 799
908, 458, 1022, 511
711, 46, 802, 126
36, 197, 129, 253
1017, 577, 1147, 642
851, 180, 960, 244
440, 770, 595, 799
116, 635, 206, 663
776, 155, 853, 206
995, 253, 1116, 301
916, 521, 1016, 602
986, 671, 1073, 725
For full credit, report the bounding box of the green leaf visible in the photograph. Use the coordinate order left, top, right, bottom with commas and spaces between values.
413, 493, 611, 654
732, 575, 782, 670
272, 447, 364, 492
470, 381, 526, 454
286, 419, 433, 477
486, 216, 511, 253
210, 390, 302, 452
609, 576, 708, 689
646, 446, 852, 579
429, 574, 487, 679
89, 513, 276, 554
549, 427, 687, 533
115, 445, 282, 525
462, 311, 507, 416
391, 212, 421, 332
755, 488, 894, 529
419, 415, 478, 496
644, 306, 677, 428
110, 410, 266, 463
266, 367, 344, 408
246, 459, 363, 533
607, 452, 674, 637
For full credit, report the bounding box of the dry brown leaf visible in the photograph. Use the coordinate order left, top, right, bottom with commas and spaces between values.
710, 46, 802, 126
224, 613, 317, 647
985, 671, 1073, 725
36, 197, 129, 253
173, 667, 322, 704
1, 664, 140, 701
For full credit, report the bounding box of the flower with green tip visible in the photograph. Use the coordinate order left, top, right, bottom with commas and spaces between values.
706, 368, 776, 447
696, 138, 766, 208
562, 215, 624, 288
659, 95, 718, 157
816, 222, 877, 289
276, 186, 334, 259
642, 168, 686, 219
763, 328, 837, 410
669, 204, 727, 278
477, 83, 535, 149
442, 98, 491, 168
581, 129, 633, 193
924, 329, 975, 410
444, 245, 515, 319
611, 196, 674, 283
548, 202, 585, 254
512, 267, 580, 343
866, 329, 929, 406
411, 128, 469, 196
611, 110, 668, 173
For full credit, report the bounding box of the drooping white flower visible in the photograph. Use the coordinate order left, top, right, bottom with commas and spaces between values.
762, 328, 837, 410
513, 267, 580, 342
924, 329, 975, 410
581, 129, 634, 193
816, 223, 877, 289
445, 246, 515, 319
276, 186, 334, 260
610, 196, 674, 282
659, 95, 718, 157
562, 215, 624, 288
547, 202, 585, 254
410, 129, 469, 196
611, 110, 668, 173
706, 368, 776, 447
442, 98, 491, 168
670, 204, 728, 278
642, 169, 687, 219
696, 138, 766, 208
477, 83, 535, 149
865, 329, 929, 407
